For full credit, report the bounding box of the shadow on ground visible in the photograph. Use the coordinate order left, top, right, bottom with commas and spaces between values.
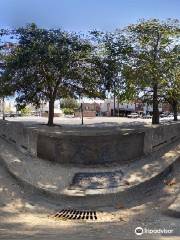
0, 160, 180, 239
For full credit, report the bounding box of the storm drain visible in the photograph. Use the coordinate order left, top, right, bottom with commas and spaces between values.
51, 209, 97, 221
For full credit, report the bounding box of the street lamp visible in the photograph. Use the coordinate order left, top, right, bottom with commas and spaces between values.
2, 97, 5, 120
79, 94, 84, 125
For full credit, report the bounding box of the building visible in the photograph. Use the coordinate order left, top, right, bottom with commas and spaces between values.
74, 102, 101, 117
100, 98, 167, 116
0, 99, 63, 117
0, 99, 17, 114
100, 99, 136, 116
36, 101, 63, 117
162, 102, 173, 113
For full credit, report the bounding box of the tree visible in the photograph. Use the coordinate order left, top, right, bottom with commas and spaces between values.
126, 19, 180, 124
60, 98, 79, 109
0, 29, 15, 120
5, 24, 101, 126
162, 46, 180, 121
20, 106, 31, 116
90, 30, 133, 116
166, 71, 180, 121
115, 64, 138, 114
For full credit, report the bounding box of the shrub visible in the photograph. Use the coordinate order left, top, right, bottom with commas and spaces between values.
63, 108, 74, 115
20, 106, 31, 116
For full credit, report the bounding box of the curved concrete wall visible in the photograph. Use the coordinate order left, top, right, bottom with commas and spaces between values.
37, 131, 144, 165
0, 120, 180, 166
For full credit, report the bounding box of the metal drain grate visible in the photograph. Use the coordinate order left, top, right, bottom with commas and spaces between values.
52, 209, 97, 221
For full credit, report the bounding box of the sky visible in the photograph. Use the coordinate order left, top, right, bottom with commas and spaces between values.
0, 0, 179, 31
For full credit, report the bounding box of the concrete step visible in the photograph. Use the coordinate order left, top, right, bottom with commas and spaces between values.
167, 194, 180, 218
0, 137, 179, 207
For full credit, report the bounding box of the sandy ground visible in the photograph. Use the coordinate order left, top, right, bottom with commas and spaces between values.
0, 158, 180, 240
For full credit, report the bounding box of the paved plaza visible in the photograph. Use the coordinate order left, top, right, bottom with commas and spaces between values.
5, 115, 179, 127
0, 151, 179, 240
0, 117, 179, 239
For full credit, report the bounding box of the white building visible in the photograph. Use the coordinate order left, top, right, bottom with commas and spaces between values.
143, 103, 162, 115
41, 100, 63, 117
100, 99, 135, 116
100, 98, 163, 116
0, 99, 17, 113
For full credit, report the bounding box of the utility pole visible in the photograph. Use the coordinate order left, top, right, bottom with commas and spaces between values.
113, 93, 116, 117
2, 97, 5, 120
117, 100, 120, 117
81, 102, 84, 125
79, 93, 84, 125
113, 80, 116, 116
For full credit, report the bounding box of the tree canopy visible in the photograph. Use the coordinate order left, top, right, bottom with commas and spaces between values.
5, 24, 102, 125
1, 19, 180, 125
125, 18, 180, 123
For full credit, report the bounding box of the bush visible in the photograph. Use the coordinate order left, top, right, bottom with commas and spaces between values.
20, 106, 31, 116
61, 98, 79, 109
63, 108, 74, 115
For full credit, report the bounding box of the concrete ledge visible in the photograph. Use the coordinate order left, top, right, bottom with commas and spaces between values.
0, 136, 179, 207
37, 131, 144, 165
167, 194, 180, 218
0, 120, 38, 155
0, 120, 180, 165
143, 122, 180, 154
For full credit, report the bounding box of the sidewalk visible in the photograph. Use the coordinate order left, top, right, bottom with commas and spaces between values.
0, 136, 179, 207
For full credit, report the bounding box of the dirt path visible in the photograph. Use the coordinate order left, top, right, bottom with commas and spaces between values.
0, 160, 179, 240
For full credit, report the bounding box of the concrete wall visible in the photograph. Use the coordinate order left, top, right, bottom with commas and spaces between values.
0, 121, 38, 156
37, 131, 144, 165
143, 123, 180, 154
0, 120, 180, 166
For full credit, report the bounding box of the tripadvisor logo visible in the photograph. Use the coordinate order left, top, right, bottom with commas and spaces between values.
135, 226, 174, 236
135, 227, 143, 236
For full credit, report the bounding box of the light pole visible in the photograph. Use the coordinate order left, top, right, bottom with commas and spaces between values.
81, 102, 84, 125
79, 94, 84, 125
2, 97, 5, 120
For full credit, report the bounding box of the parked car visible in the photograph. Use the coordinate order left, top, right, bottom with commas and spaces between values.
9, 113, 16, 117
4, 113, 11, 117
4, 113, 19, 117
127, 113, 139, 118
160, 113, 168, 118
142, 114, 152, 119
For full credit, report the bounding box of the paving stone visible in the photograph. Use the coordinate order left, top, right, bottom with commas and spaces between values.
71, 170, 124, 189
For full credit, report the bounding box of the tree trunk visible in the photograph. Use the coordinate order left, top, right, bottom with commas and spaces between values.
48, 99, 54, 126
152, 83, 159, 124
172, 100, 178, 121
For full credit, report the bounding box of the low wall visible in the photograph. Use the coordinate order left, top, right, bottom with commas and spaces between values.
0, 121, 38, 156
74, 111, 96, 117
143, 123, 180, 154
41, 112, 61, 117
0, 120, 180, 165
37, 131, 144, 165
